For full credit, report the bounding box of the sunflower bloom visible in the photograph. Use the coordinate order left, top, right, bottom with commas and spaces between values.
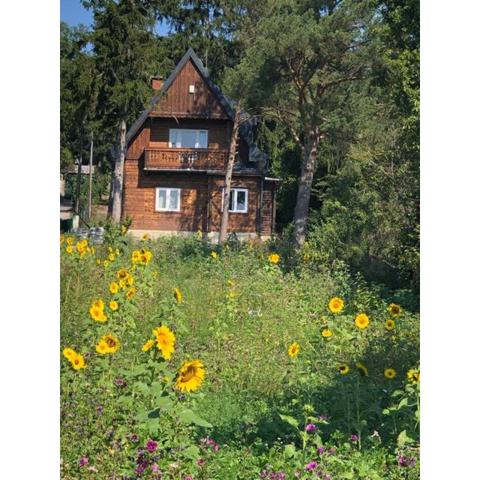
328, 297, 344, 314
385, 319, 395, 331
356, 362, 369, 377
321, 329, 333, 338
211, 251, 218, 259
153, 325, 176, 360
384, 368, 396, 379
288, 342, 300, 358
66, 245, 74, 254
108, 253, 115, 262
96, 334, 120, 354
268, 253, 280, 264
66, 236, 74, 246
174, 288, 182, 303
131, 250, 141, 263
60, 234, 65, 245
89, 300, 107, 322
109, 282, 119, 294
125, 287, 136, 300
339, 364, 350, 375
387, 303, 402, 317
142, 339, 155, 352
63, 348, 76, 361
117, 269, 129, 280
355, 313, 369, 330
109, 300, 119, 311
70, 353, 86, 370
407, 368, 420, 384
175, 360, 205, 393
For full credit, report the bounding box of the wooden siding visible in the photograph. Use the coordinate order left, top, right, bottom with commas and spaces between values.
144, 148, 228, 171
152, 59, 229, 119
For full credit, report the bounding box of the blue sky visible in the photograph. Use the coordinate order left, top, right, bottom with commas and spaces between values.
60, 0, 170, 35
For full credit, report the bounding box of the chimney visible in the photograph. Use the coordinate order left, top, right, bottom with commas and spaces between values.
151, 76, 164, 91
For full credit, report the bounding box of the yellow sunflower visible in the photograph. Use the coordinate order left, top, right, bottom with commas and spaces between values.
355, 313, 369, 330
70, 353, 86, 370
65, 245, 74, 254
116, 268, 129, 280
142, 233, 150, 241
60, 234, 65, 245
387, 303, 402, 317
328, 297, 344, 314
268, 253, 280, 264
211, 251, 218, 259
125, 287, 137, 300
384, 368, 397, 379
356, 362, 369, 377
288, 342, 300, 358
153, 325, 176, 360
174, 288, 183, 303
407, 368, 420, 384
131, 250, 141, 263
175, 360, 205, 393
385, 319, 395, 331
96, 334, 120, 354
126, 274, 134, 286
108, 253, 115, 262
321, 329, 333, 338
66, 236, 74, 246
89, 300, 107, 322
339, 364, 350, 375
109, 282, 119, 294
109, 300, 119, 311
63, 347, 76, 361
142, 339, 155, 352
96, 340, 109, 354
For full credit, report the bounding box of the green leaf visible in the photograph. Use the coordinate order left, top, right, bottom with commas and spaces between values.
279, 414, 299, 430
134, 382, 150, 396
284, 444, 296, 459
178, 409, 213, 428
397, 430, 414, 447
182, 445, 200, 460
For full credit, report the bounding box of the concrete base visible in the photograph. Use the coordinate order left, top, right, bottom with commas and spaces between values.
128, 229, 271, 243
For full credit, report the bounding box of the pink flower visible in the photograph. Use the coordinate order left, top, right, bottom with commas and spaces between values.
146, 439, 158, 453
305, 461, 317, 471
79, 456, 89, 467
305, 423, 317, 432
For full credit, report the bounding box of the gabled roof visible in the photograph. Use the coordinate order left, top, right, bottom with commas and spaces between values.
126, 48, 268, 165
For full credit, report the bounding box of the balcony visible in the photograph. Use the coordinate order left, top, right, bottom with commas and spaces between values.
144, 148, 228, 171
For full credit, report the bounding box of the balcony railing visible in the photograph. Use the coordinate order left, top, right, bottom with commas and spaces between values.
144, 148, 228, 171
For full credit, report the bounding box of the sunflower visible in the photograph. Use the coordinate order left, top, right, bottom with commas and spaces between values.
96, 334, 120, 354
407, 368, 420, 384
175, 360, 205, 393
125, 287, 136, 300
339, 364, 350, 375
60, 234, 65, 245
142, 339, 155, 352
131, 250, 141, 263
76, 240, 88, 254
70, 353, 86, 370
355, 313, 369, 330
288, 342, 300, 358
103, 260, 110, 268
387, 303, 402, 317
66, 236, 74, 246
96, 340, 109, 354
108, 253, 116, 262
109, 282, 119, 294
321, 329, 333, 338
356, 362, 369, 377
126, 274, 134, 286
384, 368, 396, 379
66, 245, 74, 254
174, 288, 183, 303
328, 297, 344, 314
90, 301, 107, 322
385, 319, 395, 331
153, 325, 176, 360
268, 253, 280, 264
142, 233, 150, 241
211, 251, 218, 259
109, 300, 119, 311
116, 268, 129, 280
63, 347, 76, 361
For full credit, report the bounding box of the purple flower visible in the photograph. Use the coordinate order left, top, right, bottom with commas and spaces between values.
323, 475, 332, 480
185, 477, 193, 480
96, 405, 103, 415
114, 378, 127, 387
318, 415, 328, 422
398, 455, 417, 468
146, 439, 158, 453
350, 434, 359, 442
129, 433, 139, 443
276, 473, 286, 480
135, 464, 147, 475
317, 447, 325, 455
305, 423, 317, 432
305, 461, 318, 472
79, 456, 89, 467
197, 458, 205, 467
151, 463, 160, 473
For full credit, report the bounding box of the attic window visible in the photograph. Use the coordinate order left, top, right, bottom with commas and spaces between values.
169, 129, 208, 149
189, 84, 195, 94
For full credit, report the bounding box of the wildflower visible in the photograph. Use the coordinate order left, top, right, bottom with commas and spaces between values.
146, 439, 158, 453
142, 339, 155, 352
174, 287, 183, 303
103, 260, 110, 268
197, 458, 205, 467
79, 456, 89, 467
151, 463, 160, 473
96, 334, 120, 354
211, 251, 218, 259
321, 329, 333, 338
388, 303, 402, 317
109, 282, 119, 294
60, 234, 65, 245
108, 253, 115, 262
356, 362, 369, 377
288, 342, 300, 358
125, 287, 136, 300
407, 368, 420, 384
350, 434, 359, 442
317, 447, 325, 455
175, 360, 205, 393
65, 245, 74, 254
305, 461, 317, 471
96, 405, 103, 415
328, 447, 336, 455
385, 319, 395, 330
142, 233, 150, 241
63, 348, 76, 361
153, 325, 176, 360
114, 378, 127, 387
398, 455, 416, 468
132, 250, 141, 263
305, 423, 316, 432
355, 313, 369, 330
339, 364, 349, 375
70, 353, 86, 370
116, 268, 129, 280
89, 300, 107, 323
268, 253, 280, 264
109, 300, 119, 311
328, 297, 344, 313
384, 368, 397, 379
129, 433, 139, 443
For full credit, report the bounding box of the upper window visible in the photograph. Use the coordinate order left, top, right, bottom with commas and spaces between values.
222, 188, 248, 213
169, 129, 208, 149
155, 188, 181, 212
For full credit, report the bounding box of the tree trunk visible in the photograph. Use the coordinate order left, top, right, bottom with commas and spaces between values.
293, 128, 320, 248
219, 105, 241, 244
110, 120, 126, 224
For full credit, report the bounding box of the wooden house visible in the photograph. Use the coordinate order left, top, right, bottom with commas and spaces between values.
123, 48, 278, 241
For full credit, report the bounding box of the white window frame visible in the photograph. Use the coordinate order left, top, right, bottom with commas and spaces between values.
155, 188, 181, 212
221, 188, 248, 214
168, 129, 208, 149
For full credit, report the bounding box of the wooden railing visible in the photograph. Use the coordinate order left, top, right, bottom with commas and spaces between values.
144, 148, 228, 171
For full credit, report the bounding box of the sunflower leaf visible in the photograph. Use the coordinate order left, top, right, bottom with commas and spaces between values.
279, 414, 300, 430
178, 409, 213, 428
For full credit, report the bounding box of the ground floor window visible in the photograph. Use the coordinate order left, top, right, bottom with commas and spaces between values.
222, 188, 248, 213
155, 188, 181, 212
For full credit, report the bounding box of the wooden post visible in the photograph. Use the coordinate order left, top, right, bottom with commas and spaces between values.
219, 105, 241, 244
88, 132, 94, 221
